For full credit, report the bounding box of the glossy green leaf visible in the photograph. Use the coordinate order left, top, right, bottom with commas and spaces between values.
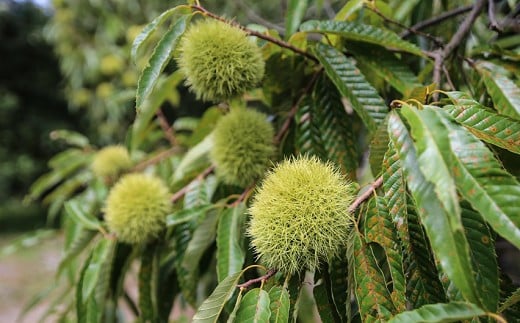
328, 257, 348, 321
287, 274, 303, 322
172, 134, 213, 183
400, 105, 461, 228
388, 302, 486, 323
352, 228, 394, 321
382, 140, 409, 254
479, 64, 520, 120
364, 197, 406, 312
313, 272, 339, 323
387, 111, 481, 307
268, 286, 290, 323
295, 97, 327, 160
64, 200, 102, 231
57, 229, 97, 279
136, 14, 191, 112
49, 129, 90, 148
499, 287, 520, 313
369, 116, 389, 176
184, 175, 218, 209
334, 0, 363, 21
444, 103, 520, 154
139, 243, 158, 322
313, 43, 388, 133
286, 0, 308, 37
193, 270, 246, 322
301, 20, 425, 57
460, 203, 498, 311
314, 75, 359, 177
217, 203, 247, 282
404, 201, 446, 308
180, 208, 220, 304
437, 111, 520, 249
131, 6, 190, 62
227, 289, 244, 323
166, 204, 212, 227
235, 288, 271, 323
350, 44, 422, 95
80, 238, 115, 304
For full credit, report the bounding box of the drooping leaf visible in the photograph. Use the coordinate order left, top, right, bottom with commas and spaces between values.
369, 116, 390, 176
400, 105, 461, 227
312, 43, 388, 133
49, 130, 90, 148
64, 200, 102, 231
180, 208, 220, 305
268, 286, 290, 323
387, 111, 481, 307
444, 103, 520, 154
235, 288, 271, 323
295, 97, 327, 160
136, 14, 191, 112
460, 202, 498, 311
352, 228, 395, 321
437, 110, 520, 250
166, 205, 213, 227
139, 243, 159, 322
388, 302, 486, 323
300, 20, 425, 57
313, 270, 340, 323
193, 270, 246, 323
328, 257, 348, 321
184, 175, 218, 208
286, 0, 308, 37
363, 197, 406, 312
313, 75, 359, 177
131, 6, 190, 62
80, 238, 115, 303
479, 64, 520, 120
350, 44, 422, 95
217, 203, 247, 282
382, 140, 409, 255
405, 201, 446, 308
287, 274, 304, 322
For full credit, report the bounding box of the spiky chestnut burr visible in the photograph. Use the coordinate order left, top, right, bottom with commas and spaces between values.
210, 108, 274, 187
177, 19, 265, 102
104, 173, 171, 244
248, 155, 356, 275
91, 145, 132, 179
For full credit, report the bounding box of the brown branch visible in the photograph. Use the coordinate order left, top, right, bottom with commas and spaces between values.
487, 0, 502, 32
132, 147, 182, 172
432, 0, 487, 98
191, 5, 318, 63
230, 184, 256, 207
348, 177, 383, 214
156, 109, 179, 147
366, 4, 443, 46
274, 69, 322, 144
170, 165, 215, 203
400, 5, 473, 38
237, 269, 277, 289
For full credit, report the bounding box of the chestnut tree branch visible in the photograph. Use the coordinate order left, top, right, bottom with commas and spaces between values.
191, 5, 318, 63
170, 165, 215, 203
487, 0, 502, 32
132, 147, 182, 172
400, 5, 473, 38
156, 109, 179, 147
237, 269, 277, 289
348, 176, 383, 214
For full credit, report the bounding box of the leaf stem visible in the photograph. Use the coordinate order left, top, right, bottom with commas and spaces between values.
190, 5, 318, 63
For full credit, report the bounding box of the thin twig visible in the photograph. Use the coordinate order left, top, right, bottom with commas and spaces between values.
487, 0, 502, 32
432, 0, 487, 98
274, 69, 322, 144
132, 147, 182, 172
348, 177, 383, 214
235, 0, 285, 34
156, 109, 178, 147
400, 5, 473, 38
230, 184, 256, 207
191, 5, 318, 63
237, 269, 277, 289
170, 165, 215, 203
366, 4, 443, 46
